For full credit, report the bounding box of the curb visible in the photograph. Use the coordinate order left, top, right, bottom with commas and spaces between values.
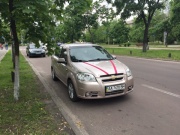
23, 54, 89, 135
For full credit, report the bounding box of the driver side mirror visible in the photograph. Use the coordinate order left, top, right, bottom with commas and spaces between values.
112, 55, 116, 59
57, 58, 67, 64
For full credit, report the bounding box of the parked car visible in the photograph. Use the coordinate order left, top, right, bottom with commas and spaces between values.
26, 43, 46, 58
51, 43, 134, 102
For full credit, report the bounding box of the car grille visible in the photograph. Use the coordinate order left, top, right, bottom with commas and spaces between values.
105, 90, 124, 96
100, 73, 124, 82
34, 51, 41, 53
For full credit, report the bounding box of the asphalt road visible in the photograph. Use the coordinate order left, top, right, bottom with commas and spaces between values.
20, 46, 180, 135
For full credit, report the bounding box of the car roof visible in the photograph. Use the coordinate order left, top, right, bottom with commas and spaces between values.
61, 43, 99, 49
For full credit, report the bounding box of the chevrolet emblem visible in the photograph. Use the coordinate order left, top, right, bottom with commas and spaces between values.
111, 75, 116, 80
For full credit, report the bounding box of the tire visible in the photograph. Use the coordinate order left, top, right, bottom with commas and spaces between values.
68, 80, 80, 102
51, 68, 58, 81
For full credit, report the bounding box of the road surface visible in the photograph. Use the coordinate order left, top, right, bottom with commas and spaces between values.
20, 46, 180, 135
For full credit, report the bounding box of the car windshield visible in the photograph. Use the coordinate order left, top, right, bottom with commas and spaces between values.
69, 46, 114, 62
29, 44, 42, 49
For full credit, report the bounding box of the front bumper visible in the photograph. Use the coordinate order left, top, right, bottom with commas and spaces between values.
29, 52, 45, 57
76, 75, 134, 99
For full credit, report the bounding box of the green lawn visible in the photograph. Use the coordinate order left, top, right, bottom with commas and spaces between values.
0, 51, 71, 135
104, 47, 180, 61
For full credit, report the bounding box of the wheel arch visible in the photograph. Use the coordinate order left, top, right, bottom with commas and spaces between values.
67, 72, 79, 95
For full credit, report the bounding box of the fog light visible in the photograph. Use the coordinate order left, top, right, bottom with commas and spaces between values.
128, 85, 133, 91
85, 92, 92, 97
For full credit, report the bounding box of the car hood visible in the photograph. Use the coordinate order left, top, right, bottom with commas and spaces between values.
72, 60, 128, 77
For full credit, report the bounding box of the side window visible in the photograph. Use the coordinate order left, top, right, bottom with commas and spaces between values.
59, 48, 67, 61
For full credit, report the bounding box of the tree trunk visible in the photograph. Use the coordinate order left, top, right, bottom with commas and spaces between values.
9, 0, 20, 101
143, 24, 149, 52
14, 55, 19, 100
88, 26, 94, 43
71, 27, 74, 43
12, 43, 15, 68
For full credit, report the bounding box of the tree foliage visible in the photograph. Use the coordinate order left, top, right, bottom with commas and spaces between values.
129, 20, 144, 42
54, 0, 92, 43
109, 20, 129, 44
171, 0, 180, 40
107, 0, 167, 52
0, 0, 67, 100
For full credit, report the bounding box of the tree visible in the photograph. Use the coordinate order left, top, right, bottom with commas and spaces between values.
55, 0, 92, 43
0, 0, 66, 101
83, 0, 116, 44
99, 5, 115, 44
109, 20, 129, 45
83, 1, 101, 43
129, 20, 144, 43
149, 10, 171, 42
85, 24, 107, 43
171, 0, 180, 41
107, 0, 167, 52
0, 21, 11, 44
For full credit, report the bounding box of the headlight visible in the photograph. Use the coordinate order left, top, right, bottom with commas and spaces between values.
29, 49, 34, 53
126, 68, 132, 77
77, 72, 96, 82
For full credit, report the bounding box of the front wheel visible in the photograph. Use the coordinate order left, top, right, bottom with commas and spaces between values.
51, 68, 58, 81
68, 80, 80, 102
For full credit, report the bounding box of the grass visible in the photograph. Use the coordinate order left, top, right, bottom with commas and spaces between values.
0, 51, 71, 135
104, 47, 180, 61
100, 43, 180, 48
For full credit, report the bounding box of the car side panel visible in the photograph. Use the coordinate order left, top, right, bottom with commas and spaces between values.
51, 56, 61, 79
57, 62, 69, 84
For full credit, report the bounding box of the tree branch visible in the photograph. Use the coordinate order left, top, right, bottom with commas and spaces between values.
141, 11, 147, 26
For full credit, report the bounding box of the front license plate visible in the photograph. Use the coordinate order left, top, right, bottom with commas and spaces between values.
105, 84, 125, 92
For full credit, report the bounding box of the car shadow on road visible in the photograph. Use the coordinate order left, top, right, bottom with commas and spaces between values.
75, 94, 133, 107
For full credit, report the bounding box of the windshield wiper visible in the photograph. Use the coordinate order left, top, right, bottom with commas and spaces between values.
72, 59, 89, 62
88, 58, 110, 61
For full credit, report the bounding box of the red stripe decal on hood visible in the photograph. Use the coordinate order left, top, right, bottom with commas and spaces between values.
83, 62, 109, 75
110, 60, 117, 74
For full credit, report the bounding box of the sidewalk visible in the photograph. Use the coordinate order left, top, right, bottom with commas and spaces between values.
0, 49, 9, 62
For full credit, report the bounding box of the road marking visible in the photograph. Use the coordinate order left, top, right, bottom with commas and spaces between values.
142, 84, 180, 99
119, 56, 180, 64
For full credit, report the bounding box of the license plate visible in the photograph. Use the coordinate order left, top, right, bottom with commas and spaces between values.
105, 84, 125, 92
36, 52, 41, 54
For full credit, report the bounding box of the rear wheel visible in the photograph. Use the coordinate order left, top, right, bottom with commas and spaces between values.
51, 68, 58, 81
68, 80, 79, 102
